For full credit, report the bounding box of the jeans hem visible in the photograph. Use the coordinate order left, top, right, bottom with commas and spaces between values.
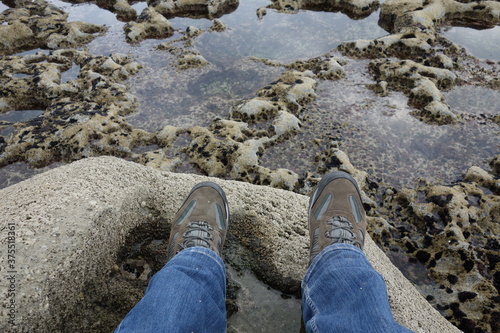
171, 246, 226, 272
303, 243, 366, 285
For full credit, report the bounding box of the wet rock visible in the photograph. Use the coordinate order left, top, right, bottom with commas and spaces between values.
378, 172, 500, 332
256, 6, 267, 19
0, 50, 145, 168
156, 125, 180, 147
0, 0, 106, 55
124, 7, 174, 43
135, 149, 181, 171
271, 110, 301, 138
113, 0, 138, 21
265, 0, 379, 18
380, 0, 500, 33
338, 30, 435, 60
186, 25, 202, 37
464, 165, 499, 195
490, 155, 500, 176
149, 0, 239, 19
209, 18, 227, 32
286, 56, 348, 80
369, 59, 458, 124
177, 52, 210, 70
232, 99, 280, 122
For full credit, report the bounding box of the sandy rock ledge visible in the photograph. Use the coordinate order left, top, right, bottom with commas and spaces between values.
0, 156, 459, 332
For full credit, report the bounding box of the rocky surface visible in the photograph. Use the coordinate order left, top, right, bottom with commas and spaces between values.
337, 0, 500, 124
372, 161, 500, 332
0, 0, 499, 331
149, 0, 239, 19
263, 0, 380, 18
0, 49, 143, 168
0, 156, 460, 332
0, 0, 106, 55
124, 7, 173, 43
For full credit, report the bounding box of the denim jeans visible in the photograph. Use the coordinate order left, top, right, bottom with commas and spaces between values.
115, 244, 413, 333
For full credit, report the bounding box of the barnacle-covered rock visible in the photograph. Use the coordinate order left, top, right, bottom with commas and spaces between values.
369, 59, 458, 124
377, 163, 500, 332
149, 0, 239, 19
0, 50, 144, 168
124, 7, 174, 43
264, 0, 379, 18
0, 0, 106, 55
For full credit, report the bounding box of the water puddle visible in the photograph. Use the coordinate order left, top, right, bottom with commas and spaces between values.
61, 64, 81, 83
227, 267, 302, 332
193, 0, 386, 63
12, 73, 31, 79
261, 60, 499, 189
50, 0, 119, 25
0, 110, 44, 123
442, 26, 500, 61
445, 85, 500, 115
321, 82, 498, 188
0, 161, 61, 189
131, 2, 148, 12
0, 3, 8, 12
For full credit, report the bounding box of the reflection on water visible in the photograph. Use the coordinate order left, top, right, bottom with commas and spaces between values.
61, 64, 81, 83
443, 26, 500, 60
0, 110, 44, 122
227, 267, 302, 332
131, 2, 148, 13
0, 162, 61, 189
50, 0, 119, 25
196, 0, 385, 64
446, 85, 500, 115
262, 60, 499, 189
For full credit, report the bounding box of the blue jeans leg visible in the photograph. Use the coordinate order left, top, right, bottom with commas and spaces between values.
115, 247, 227, 333
302, 244, 414, 333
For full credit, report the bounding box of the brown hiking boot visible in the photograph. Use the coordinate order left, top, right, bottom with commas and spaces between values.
167, 181, 229, 261
308, 171, 367, 264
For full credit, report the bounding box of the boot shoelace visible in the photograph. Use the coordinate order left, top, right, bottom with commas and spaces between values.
325, 215, 362, 249
180, 221, 214, 250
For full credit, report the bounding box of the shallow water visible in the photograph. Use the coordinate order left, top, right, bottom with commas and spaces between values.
77, 0, 387, 131
50, 0, 119, 25
1, 0, 499, 331
443, 25, 500, 61
0, 110, 44, 123
227, 267, 302, 332
261, 60, 500, 188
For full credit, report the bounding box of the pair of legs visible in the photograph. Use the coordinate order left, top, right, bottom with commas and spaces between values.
115, 172, 413, 332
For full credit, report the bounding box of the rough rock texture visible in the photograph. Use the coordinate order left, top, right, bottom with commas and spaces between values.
0, 0, 498, 331
0, 50, 143, 168
148, 0, 239, 19
123, 7, 173, 43
369, 59, 459, 124
373, 162, 500, 333
0, 0, 107, 55
0, 156, 460, 332
337, 0, 500, 124
264, 0, 380, 18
